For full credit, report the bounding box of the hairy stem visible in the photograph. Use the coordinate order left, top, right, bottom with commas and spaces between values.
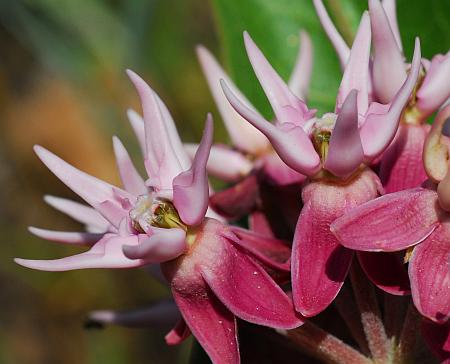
394, 305, 420, 364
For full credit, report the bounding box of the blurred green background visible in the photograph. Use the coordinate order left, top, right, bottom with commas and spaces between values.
0, 0, 448, 363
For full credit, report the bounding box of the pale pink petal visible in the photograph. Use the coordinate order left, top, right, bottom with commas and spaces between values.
288, 30, 313, 101
325, 90, 364, 178
360, 38, 421, 160
165, 319, 191, 345
336, 12, 371, 116
44, 195, 110, 232
369, 0, 407, 104
112, 136, 147, 196
171, 286, 239, 364
173, 115, 213, 226
421, 320, 450, 361
88, 299, 180, 328
409, 224, 450, 323
244, 32, 313, 125
184, 143, 253, 183
123, 228, 186, 262
126, 109, 146, 156
15, 234, 148, 271
357, 251, 410, 295
196, 45, 269, 154
416, 53, 450, 117
331, 188, 440, 252
262, 152, 307, 186
380, 124, 429, 193
381, 0, 403, 51
200, 239, 302, 329
312, 0, 349, 69
34, 146, 132, 227
28, 226, 102, 245
221, 80, 321, 176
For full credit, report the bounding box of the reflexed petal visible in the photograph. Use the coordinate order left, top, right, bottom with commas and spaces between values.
312, 0, 349, 69
325, 90, 364, 178
34, 146, 132, 227
28, 227, 102, 246
336, 12, 371, 116
122, 228, 186, 263
173, 115, 213, 226
196, 45, 269, 154
200, 239, 302, 329
380, 124, 429, 193
331, 188, 440, 252
409, 224, 450, 323
421, 320, 450, 361
288, 31, 313, 101
165, 319, 191, 345
15, 234, 148, 271
171, 286, 239, 364
184, 143, 253, 183
244, 32, 313, 125
360, 38, 421, 160
381, 0, 403, 51
112, 136, 147, 196
126, 109, 146, 155
369, 0, 407, 104
249, 211, 275, 238
357, 251, 410, 295
221, 80, 321, 176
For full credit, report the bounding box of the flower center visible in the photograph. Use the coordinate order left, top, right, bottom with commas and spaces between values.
402, 64, 426, 125
311, 113, 337, 162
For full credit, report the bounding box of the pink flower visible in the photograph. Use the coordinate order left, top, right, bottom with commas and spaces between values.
331, 105, 450, 323
221, 14, 421, 316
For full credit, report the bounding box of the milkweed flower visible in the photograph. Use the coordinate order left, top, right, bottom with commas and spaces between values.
331, 105, 450, 323
221, 13, 421, 316
16, 71, 302, 364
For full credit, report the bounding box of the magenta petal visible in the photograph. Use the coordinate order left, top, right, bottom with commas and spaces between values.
249, 211, 275, 238
369, 0, 407, 104
173, 115, 213, 226
200, 240, 302, 329
325, 90, 364, 178
360, 38, 421, 160
409, 224, 450, 323
379, 124, 429, 193
357, 251, 410, 295
331, 188, 440, 252
288, 30, 313, 101
28, 227, 102, 246
165, 319, 191, 345
421, 320, 450, 361
312, 0, 349, 69
171, 286, 239, 364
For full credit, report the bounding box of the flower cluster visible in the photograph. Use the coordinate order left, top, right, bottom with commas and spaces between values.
17, 0, 450, 363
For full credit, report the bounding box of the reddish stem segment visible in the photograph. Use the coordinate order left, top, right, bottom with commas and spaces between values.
394, 305, 420, 363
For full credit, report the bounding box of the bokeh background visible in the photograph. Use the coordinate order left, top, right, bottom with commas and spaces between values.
0, 0, 448, 363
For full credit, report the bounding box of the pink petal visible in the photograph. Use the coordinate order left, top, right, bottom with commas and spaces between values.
416, 53, 450, 118
173, 115, 213, 226
336, 12, 371, 116
184, 143, 253, 183
200, 239, 302, 329
293, 169, 381, 316
380, 124, 429, 193
122, 227, 186, 263
369, 0, 407, 104
381, 0, 403, 51
409, 224, 450, 323
221, 80, 321, 176
112, 136, 147, 196
126, 109, 146, 156
312, 0, 349, 69
261, 152, 307, 186
243, 32, 313, 125
34, 146, 132, 227
28, 226, 102, 245
360, 38, 421, 160
15, 234, 149, 271
248, 211, 275, 238
288, 30, 313, 101
44, 195, 110, 232
331, 188, 440, 252
357, 251, 410, 295
421, 320, 450, 361
196, 45, 269, 155
165, 319, 191, 345
325, 89, 364, 178
228, 227, 291, 272
171, 286, 239, 364
88, 299, 180, 328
